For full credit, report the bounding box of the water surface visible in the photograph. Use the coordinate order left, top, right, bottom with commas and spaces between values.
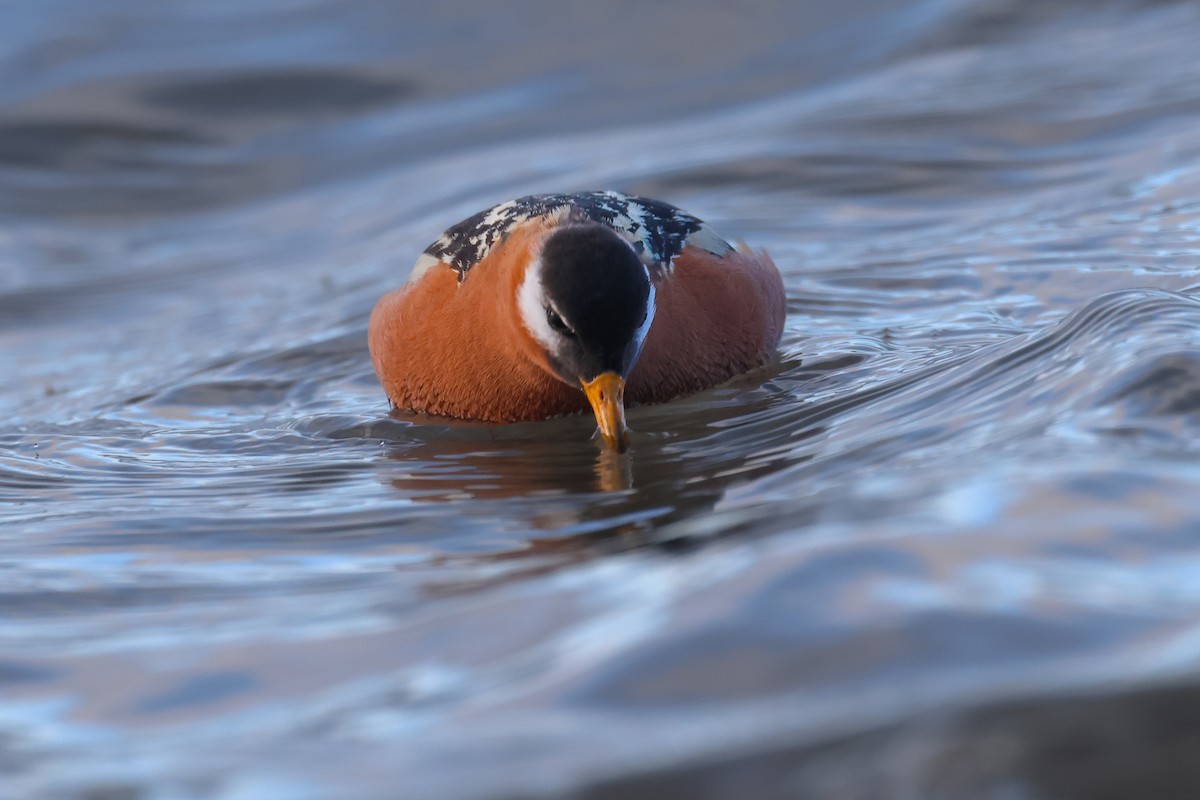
4, 1, 1200, 798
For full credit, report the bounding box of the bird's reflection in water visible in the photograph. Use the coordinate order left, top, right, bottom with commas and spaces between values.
374, 375, 809, 559
594, 447, 633, 492
367, 370, 835, 597
380, 413, 613, 496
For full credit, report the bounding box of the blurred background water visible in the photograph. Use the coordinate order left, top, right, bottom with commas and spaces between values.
4, 0, 1200, 798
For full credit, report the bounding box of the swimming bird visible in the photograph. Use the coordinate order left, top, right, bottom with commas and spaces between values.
369, 191, 786, 451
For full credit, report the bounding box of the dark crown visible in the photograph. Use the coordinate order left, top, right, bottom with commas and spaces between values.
539, 225, 651, 376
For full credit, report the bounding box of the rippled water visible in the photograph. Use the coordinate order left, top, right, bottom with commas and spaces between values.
5, 1, 1200, 798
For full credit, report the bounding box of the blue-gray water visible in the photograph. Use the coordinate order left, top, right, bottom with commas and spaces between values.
4, 1, 1200, 798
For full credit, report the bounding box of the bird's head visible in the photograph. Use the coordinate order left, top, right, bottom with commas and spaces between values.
515, 224, 656, 451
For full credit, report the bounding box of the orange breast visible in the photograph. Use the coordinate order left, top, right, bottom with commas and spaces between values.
369, 223, 588, 423
627, 245, 786, 404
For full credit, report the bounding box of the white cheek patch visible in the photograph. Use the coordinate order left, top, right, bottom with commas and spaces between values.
517, 256, 559, 353
630, 268, 657, 365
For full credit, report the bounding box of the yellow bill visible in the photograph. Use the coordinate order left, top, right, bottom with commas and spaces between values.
581, 372, 630, 452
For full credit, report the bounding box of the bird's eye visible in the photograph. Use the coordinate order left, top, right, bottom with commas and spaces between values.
546, 307, 575, 338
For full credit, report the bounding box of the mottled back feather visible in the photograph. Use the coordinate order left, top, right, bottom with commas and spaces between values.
411, 190, 732, 282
